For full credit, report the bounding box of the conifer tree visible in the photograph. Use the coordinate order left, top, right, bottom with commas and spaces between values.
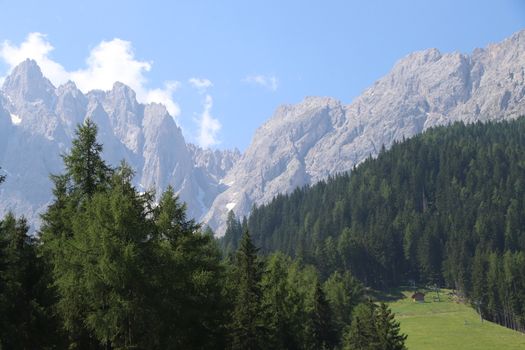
231, 230, 266, 350
261, 252, 304, 350
62, 119, 111, 198
151, 186, 228, 349
0, 214, 57, 349
344, 300, 407, 350
310, 282, 338, 349
375, 303, 407, 350
40, 121, 115, 347
344, 300, 377, 350
222, 210, 243, 254
324, 271, 364, 338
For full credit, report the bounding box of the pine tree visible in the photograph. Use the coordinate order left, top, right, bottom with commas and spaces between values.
231, 230, 266, 350
39, 121, 115, 347
343, 300, 407, 350
324, 271, 364, 337
221, 210, 242, 253
261, 252, 305, 350
375, 303, 407, 350
0, 214, 57, 349
344, 300, 377, 350
62, 119, 111, 198
151, 186, 228, 349
310, 281, 338, 349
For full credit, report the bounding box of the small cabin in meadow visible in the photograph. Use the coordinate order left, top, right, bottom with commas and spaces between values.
411, 292, 425, 303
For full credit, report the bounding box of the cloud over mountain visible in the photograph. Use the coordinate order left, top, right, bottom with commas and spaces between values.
0, 32, 181, 117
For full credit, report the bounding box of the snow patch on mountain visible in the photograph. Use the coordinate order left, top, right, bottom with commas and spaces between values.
10, 113, 21, 124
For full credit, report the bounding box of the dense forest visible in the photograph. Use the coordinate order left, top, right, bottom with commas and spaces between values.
0, 121, 406, 349
221, 117, 525, 332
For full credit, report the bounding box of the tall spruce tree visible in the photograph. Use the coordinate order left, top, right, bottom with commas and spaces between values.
231, 230, 266, 350
0, 214, 58, 349
150, 186, 228, 349
310, 282, 338, 349
343, 300, 407, 350
324, 271, 364, 339
375, 303, 407, 350
261, 252, 306, 350
222, 210, 243, 254
344, 300, 377, 350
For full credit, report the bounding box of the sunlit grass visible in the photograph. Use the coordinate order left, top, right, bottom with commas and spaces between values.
386, 289, 525, 350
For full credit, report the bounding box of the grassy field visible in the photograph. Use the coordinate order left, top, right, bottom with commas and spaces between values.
386, 289, 525, 350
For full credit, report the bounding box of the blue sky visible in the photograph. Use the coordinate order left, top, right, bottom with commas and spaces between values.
0, 0, 524, 150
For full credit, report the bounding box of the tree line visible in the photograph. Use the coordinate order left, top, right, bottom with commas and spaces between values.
222, 117, 525, 331
0, 121, 406, 349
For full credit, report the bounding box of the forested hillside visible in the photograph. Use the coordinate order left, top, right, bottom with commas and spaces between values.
222, 117, 525, 331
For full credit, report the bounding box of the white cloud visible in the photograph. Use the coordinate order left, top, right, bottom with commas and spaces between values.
0, 33, 70, 84
244, 74, 278, 91
145, 81, 181, 117
188, 77, 212, 93
0, 33, 181, 117
197, 94, 221, 148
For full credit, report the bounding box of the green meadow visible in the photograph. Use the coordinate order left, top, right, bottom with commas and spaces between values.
387, 290, 525, 350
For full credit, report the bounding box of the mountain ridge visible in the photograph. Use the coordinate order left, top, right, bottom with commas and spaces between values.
0, 60, 239, 227
205, 28, 525, 234
1, 30, 525, 233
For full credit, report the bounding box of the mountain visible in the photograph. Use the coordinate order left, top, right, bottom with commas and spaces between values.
1, 30, 525, 232
205, 29, 525, 234
0, 59, 239, 227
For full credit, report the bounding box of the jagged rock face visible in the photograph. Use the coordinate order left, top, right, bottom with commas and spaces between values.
205, 29, 525, 235
189, 144, 241, 182
2, 59, 63, 141
55, 81, 87, 139
102, 83, 144, 154
0, 98, 12, 143
0, 60, 233, 228
2, 59, 56, 106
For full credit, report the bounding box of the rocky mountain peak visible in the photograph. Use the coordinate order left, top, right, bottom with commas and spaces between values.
103, 82, 144, 154
1, 59, 56, 106
108, 82, 139, 106
502, 28, 525, 47
0, 60, 241, 228
57, 80, 80, 95
189, 145, 241, 182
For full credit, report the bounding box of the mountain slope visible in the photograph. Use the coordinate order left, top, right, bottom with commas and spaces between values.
206, 29, 525, 234
220, 117, 525, 332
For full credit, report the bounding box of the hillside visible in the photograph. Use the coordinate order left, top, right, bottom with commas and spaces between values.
388, 290, 525, 350
222, 117, 525, 331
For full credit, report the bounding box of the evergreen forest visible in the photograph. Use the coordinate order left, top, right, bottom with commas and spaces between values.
0, 121, 405, 349
4, 116, 525, 348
